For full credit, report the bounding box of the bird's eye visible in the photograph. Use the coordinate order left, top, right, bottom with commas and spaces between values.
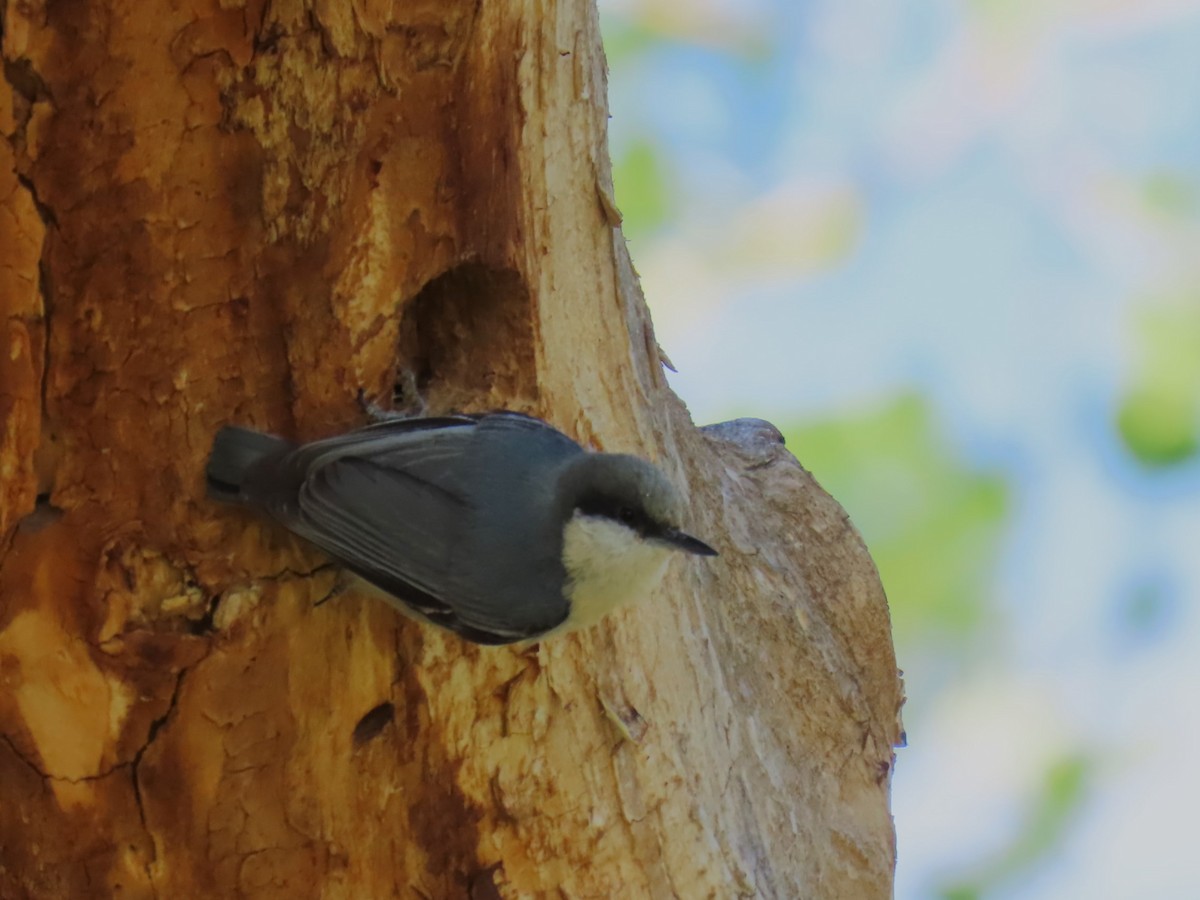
617, 507, 637, 524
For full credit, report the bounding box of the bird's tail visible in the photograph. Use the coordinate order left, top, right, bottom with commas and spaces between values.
206, 426, 292, 503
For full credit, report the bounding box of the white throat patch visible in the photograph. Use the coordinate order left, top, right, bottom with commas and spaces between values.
558, 511, 673, 633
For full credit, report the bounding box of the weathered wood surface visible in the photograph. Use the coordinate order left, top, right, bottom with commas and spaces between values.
0, 2, 902, 897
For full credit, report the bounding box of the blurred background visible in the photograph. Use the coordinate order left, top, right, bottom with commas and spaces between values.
596, 0, 1200, 897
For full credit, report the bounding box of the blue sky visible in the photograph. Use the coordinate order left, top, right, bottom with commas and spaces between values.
601, 1, 1200, 895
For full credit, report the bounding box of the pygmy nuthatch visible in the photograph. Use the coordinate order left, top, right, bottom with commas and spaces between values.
206, 411, 716, 644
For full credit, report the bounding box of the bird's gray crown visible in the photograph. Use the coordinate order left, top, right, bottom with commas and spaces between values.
556, 453, 683, 534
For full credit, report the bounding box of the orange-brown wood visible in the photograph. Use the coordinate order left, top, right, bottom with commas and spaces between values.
0, 2, 902, 897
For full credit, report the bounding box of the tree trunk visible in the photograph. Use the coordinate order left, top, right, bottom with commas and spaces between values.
0, 1, 903, 898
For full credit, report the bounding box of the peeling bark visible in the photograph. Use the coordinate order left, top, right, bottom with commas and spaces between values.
0, 1, 903, 898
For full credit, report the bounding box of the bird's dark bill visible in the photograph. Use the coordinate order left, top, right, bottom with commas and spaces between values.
660, 528, 718, 556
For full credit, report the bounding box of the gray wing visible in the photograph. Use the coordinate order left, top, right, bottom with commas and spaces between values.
268, 412, 583, 644
439, 413, 585, 637
266, 419, 482, 629
298, 457, 466, 601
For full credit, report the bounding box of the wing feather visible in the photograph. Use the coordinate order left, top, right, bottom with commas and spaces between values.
261, 412, 583, 642
295, 457, 465, 606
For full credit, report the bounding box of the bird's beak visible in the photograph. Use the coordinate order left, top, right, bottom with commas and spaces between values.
659, 528, 718, 557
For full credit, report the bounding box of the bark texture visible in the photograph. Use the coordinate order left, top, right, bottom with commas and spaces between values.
0, 1, 904, 897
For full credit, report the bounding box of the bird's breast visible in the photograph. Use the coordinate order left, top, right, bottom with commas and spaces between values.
559, 512, 673, 631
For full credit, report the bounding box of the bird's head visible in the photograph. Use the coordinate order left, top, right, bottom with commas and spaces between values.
555, 453, 716, 631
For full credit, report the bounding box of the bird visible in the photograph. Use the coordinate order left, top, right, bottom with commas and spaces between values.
205, 411, 717, 645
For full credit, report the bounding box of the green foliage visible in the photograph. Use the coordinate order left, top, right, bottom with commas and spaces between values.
1141, 172, 1198, 220
599, 19, 660, 63
1116, 300, 1200, 468
937, 754, 1094, 899
600, 12, 774, 64
612, 139, 674, 239
785, 394, 1010, 647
